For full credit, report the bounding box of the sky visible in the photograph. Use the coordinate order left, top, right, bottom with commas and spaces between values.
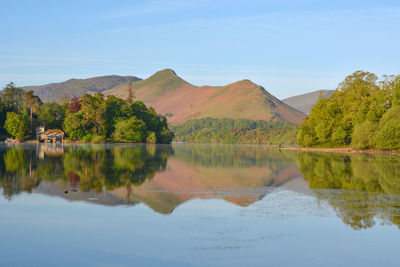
1, 0, 400, 99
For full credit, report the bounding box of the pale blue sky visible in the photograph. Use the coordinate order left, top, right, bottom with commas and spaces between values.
1, 0, 399, 99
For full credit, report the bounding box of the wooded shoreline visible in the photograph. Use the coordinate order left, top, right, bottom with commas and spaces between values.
283, 147, 399, 154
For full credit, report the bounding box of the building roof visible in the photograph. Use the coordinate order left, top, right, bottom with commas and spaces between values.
44, 129, 64, 135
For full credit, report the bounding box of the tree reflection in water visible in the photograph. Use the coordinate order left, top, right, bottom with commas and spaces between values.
1, 143, 400, 230
297, 152, 400, 229
0, 143, 172, 200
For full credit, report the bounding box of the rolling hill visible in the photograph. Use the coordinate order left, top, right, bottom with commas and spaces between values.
104, 69, 305, 124
282, 89, 334, 114
23, 75, 141, 102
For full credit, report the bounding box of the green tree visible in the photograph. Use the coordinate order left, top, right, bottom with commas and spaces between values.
112, 117, 146, 142
39, 102, 66, 129
24, 90, 42, 131
4, 112, 30, 140
393, 77, 400, 106
298, 71, 393, 148
374, 106, 400, 150
0, 82, 24, 113
80, 93, 106, 135
146, 132, 157, 143
64, 111, 91, 139
351, 121, 377, 149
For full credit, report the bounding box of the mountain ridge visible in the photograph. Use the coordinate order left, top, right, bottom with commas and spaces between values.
23, 75, 141, 102
21, 69, 305, 125
103, 69, 305, 125
283, 89, 334, 114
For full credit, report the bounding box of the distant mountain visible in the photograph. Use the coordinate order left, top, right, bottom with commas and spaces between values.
24, 75, 141, 102
283, 90, 334, 114
104, 69, 305, 125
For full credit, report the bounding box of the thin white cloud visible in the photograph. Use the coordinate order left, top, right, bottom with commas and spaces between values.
100, 6, 400, 34
101, 0, 213, 19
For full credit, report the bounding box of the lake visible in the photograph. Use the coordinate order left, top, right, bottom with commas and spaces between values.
1, 143, 400, 266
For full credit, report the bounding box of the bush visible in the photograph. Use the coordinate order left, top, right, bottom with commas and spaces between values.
91, 134, 106, 143
81, 134, 93, 142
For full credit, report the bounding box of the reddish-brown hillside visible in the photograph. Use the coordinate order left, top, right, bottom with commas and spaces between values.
104, 69, 305, 125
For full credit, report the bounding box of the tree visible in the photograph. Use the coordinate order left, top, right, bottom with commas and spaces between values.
0, 82, 24, 113
64, 111, 91, 139
112, 117, 146, 142
39, 102, 66, 129
67, 96, 81, 114
24, 90, 42, 131
104, 96, 127, 136
146, 132, 157, 143
297, 71, 391, 148
374, 106, 400, 150
158, 126, 173, 143
393, 77, 400, 107
80, 94, 106, 135
351, 121, 377, 149
4, 112, 30, 140
127, 82, 135, 104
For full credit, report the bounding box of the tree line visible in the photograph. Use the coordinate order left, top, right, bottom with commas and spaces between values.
297, 71, 400, 150
0, 82, 173, 143
171, 118, 298, 145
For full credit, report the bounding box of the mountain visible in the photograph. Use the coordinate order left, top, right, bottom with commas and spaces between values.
104, 69, 305, 124
110, 157, 301, 214
23, 75, 141, 102
283, 90, 334, 114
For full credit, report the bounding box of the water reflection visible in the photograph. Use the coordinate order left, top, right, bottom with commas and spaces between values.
1, 143, 400, 230
297, 152, 400, 229
0, 144, 300, 210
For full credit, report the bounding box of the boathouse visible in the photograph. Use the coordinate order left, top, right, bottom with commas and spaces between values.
36, 126, 64, 143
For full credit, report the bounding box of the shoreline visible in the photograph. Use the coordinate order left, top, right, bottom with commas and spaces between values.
282, 147, 399, 154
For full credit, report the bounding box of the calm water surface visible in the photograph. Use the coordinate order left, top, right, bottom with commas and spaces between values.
1, 143, 400, 266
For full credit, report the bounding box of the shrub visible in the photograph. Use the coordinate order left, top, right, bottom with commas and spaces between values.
81, 134, 93, 142
91, 134, 106, 143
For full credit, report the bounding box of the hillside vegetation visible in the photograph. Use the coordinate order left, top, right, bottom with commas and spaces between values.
298, 71, 400, 150
171, 118, 298, 144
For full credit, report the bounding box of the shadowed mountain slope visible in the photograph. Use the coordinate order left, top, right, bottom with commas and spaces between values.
104, 69, 305, 125
24, 75, 141, 102
283, 89, 334, 114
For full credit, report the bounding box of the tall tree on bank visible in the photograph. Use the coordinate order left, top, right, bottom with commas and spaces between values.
127, 82, 134, 104
24, 90, 42, 131
0, 82, 24, 113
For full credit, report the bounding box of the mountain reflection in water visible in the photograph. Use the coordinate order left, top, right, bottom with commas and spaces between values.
0, 143, 400, 230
